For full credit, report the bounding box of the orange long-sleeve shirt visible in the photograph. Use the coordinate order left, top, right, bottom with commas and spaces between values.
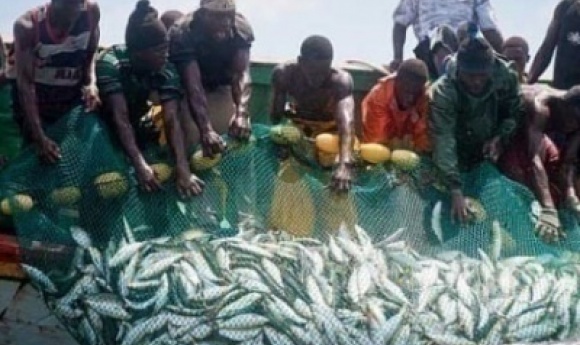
362, 75, 430, 152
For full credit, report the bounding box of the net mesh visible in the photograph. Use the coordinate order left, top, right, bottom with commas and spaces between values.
2, 107, 580, 345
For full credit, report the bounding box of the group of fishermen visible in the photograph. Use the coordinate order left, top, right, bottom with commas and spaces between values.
7, 0, 254, 199
381, 0, 580, 243
4, 0, 580, 243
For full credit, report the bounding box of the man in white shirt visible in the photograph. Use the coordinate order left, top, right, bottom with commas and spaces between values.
389, 0, 503, 73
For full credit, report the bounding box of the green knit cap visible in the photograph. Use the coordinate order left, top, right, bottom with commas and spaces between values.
125, 0, 168, 52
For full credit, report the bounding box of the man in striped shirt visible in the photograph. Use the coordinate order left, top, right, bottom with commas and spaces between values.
12, 0, 100, 164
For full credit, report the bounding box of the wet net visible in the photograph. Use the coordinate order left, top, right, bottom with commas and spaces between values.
2, 107, 580, 345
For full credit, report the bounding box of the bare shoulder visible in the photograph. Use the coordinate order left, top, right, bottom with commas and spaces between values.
271, 62, 297, 87
522, 84, 554, 125
331, 68, 354, 92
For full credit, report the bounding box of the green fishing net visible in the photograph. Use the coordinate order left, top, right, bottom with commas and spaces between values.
2, 107, 580, 345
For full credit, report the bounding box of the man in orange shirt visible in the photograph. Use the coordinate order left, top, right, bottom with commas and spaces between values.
362, 58, 430, 153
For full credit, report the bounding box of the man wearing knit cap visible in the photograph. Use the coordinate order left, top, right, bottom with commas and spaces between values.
429, 26, 523, 223
13, 0, 101, 164
96, 0, 203, 198
169, 0, 254, 157
270, 35, 356, 192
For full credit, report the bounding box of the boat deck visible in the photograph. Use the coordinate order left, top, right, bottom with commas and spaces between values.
0, 280, 76, 345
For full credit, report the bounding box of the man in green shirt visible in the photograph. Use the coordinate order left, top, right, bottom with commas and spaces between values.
429, 27, 523, 223
96, 0, 203, 198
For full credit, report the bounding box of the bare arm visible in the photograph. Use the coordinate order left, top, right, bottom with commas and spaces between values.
103, 93, 159, 191
269, 65, 287, 125
106, 94, 149, 171
334, 74, 355, 167
14, 18, 43, 143
563, 133, 580, 198
179, 60, 212, 133
392, 23, 407, 68
163, 99, 189, 178
329, 73, 356, 192
530, 153, 554, 208
83, 3, 100, 89
391, 0, 414, 69
524, 94, 554, 207
178, 60, 224, 156
230, 48, 251, 121
163, 98, 203, 197
528, 2, 565, 84
528, 127, 555, 208
106, 93, 160, 191
229, 48, 252, 139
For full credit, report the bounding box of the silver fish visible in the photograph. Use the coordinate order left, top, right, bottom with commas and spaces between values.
83, 294, 130, 320
71, 227, 93, 249
431, 201, 444, 244
21, 264, 58, 294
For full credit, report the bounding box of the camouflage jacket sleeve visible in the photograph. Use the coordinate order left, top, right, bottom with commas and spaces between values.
95, 48, 123, 97
428, 77, 462, 190
494, 61, 523, 142
157, 62, 183, 103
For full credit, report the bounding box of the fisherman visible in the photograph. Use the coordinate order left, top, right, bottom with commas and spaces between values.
12, 0, 101, 164
168, 0, 254, 156
362, 58, 431, 153
528, 0, 580, 89
429, 26, 523, 223
503, 36, 530, 83
270, 35, 356, 192
499, 85, 580, 242
389, 0, 503, 73
96, 0, 203, 198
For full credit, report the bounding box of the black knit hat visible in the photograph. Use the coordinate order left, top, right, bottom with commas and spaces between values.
126, 0, 168, 51
457, 23, 494, 73
457, 37, 494, 73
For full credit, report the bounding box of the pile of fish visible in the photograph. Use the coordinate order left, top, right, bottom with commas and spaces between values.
21, 221, 580, 345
